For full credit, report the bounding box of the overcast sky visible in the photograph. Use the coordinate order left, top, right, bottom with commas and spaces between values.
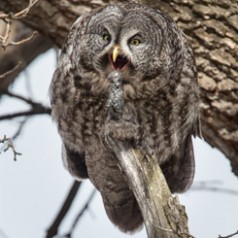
0, 50, 238, 238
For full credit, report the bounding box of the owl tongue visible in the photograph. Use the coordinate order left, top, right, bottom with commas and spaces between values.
111, 54, 129, 70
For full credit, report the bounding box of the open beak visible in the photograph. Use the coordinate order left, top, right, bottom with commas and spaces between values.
112, 45, 120, 63
110, 45, 129, 70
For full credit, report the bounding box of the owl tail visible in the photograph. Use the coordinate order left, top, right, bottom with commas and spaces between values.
86, 149, 143, 232
103, 191, 143, 233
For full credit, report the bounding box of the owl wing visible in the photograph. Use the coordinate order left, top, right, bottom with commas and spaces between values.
161, 135, 195, 193
62, 143, 88, 180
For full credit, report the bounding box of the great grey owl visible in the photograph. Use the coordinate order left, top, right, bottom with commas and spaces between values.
50, 2, 200, 233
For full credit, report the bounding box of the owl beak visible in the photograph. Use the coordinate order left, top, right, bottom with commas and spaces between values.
112, 45, 121, 63
111, 45, 129, 70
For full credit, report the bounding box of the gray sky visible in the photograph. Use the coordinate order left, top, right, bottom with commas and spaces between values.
0, 50, 238, 238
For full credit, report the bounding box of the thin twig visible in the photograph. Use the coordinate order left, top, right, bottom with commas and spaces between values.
1, 89, 41, 107
2, 31, 37, 48
0, 135, 21, 161
0, 19, 11, 47
64, 189, 97, 238
12, 118, 29, 140
46, 181, 81, 238
0, 227, 10, 238
12, 0, 41, 19
0, 29, 37, 49
0, 0, 40, 20
0, 0, 39, 48
191, 184, 238, 196
218, 230, 238, 238
0, 61, 22, 79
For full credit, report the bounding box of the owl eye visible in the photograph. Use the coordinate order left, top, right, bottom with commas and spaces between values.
102, 33, 111, 43
129, 38, 141, 46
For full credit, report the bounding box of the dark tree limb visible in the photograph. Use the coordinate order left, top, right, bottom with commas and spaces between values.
12, 117, 29, 140
46, 181, 81, 238
64, 189, 96, 238
218, 230, 238, 238
0, 106, 51, 120
1, 90, 44, 106
0, 89, 51, 120
191, 181, 238, 196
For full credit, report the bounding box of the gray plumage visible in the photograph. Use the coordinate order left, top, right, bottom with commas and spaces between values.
50, 2, 200, 233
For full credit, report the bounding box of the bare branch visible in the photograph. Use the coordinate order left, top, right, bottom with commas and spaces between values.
13, 0, 41, 19
0, 21, 37, 49
1, 31, 37, 48
46, 181, 81, 238
1, 89, 42, 107
0, 19, 11, 47
0, 106, 51, 121
64, 189, 96, 238
12, 117, 29, 140
107, 139, 192, 238
0, 227, 10, 238
218, 230, 238, 238
0, 61, 21, 79
0, 135, 22, 161
191, 181, 238, 196
0, 90, 51, 120
0, 9, 37, 49
0, 23, 52, 93
0, 0, 40, 20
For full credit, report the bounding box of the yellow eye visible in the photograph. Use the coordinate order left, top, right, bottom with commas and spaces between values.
130, 39, 141, 46
102, 34, 111, 42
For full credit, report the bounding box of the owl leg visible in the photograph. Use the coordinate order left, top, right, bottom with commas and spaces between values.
62, 144, 88, 179
160, 136, 195, 193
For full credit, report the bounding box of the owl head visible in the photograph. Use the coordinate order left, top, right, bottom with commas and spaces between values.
68, 3, 184, 82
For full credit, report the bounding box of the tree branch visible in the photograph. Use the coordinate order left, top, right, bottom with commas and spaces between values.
1, 90, 43, 107
0, 21, 52, 93
191, 181, 238, 196
0, 135, 22, 161
46, 180, 81, 238
0, 106, 51, 120
64, 189, 96, 238
109, 141, 192, 238
218, 230, 238, 238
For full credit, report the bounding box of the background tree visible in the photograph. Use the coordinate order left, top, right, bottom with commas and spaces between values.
0, 1, 237, 238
